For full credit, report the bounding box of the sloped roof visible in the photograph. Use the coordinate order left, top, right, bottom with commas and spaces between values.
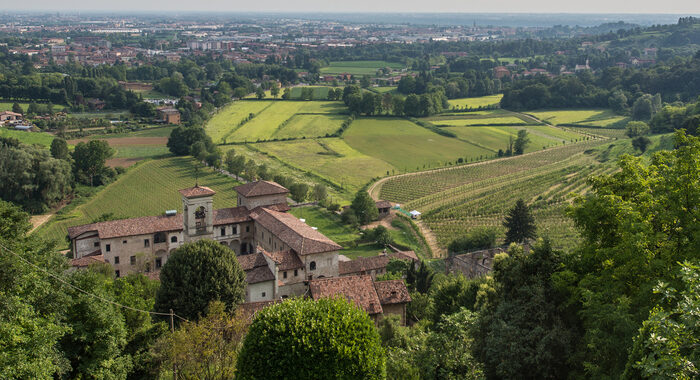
67, 214, 183, 240
261, 249, 304, 271
309, 275, 383, 315
213, 206, 252, 225
234, 180, 288, 197
70, 251, 106, 268
238, 252, 275, 284
179, 185, 216, 198
374, 280, 411, 305
375, 200, 392, 209
251, 208, 341, 255
339, 255, 390, 275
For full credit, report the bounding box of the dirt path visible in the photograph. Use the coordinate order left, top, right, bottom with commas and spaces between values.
362, 213, 398, 230
29, 214, 53, 234
416, 219, 444, 258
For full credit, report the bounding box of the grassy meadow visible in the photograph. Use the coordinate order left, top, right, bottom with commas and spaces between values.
35, 157, 241, 248
528, 109, 628, 127
447, 94, 503, 109
0, 128, 55, 147
320, 60, 406, 76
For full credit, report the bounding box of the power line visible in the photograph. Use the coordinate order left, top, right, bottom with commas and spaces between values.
0, 241, 189, 323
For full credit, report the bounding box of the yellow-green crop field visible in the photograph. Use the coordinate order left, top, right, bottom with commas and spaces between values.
344, 118, 494, 170
448, 94, 503, 108
206, 101, 274, 143
320, 60, 405, 76
442, 125, 585, 153
0, 128, 54, 147
34, 157, 241, 249
528, 109, 628, 127
433, 116, 526, 126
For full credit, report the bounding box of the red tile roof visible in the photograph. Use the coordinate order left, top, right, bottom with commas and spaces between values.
67, 214, 183, 240
234, 180, 288, 197
213, 206, 252, 225
238, 252, 275, 284
375, 200, 392, 209
374, 280, 411, 305
339, 255, 390, 276
261, 249, 304, 271
251, 208, 342, 255
178, 185, 216, 198
309, 275, 383, 315
70, 251, 106, 268
238, 300, 279, 320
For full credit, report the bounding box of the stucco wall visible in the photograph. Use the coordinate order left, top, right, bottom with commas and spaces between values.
246, 281, 275, 302
239, 193, 287, 210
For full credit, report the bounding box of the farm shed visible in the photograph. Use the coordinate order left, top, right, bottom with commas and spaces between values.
409, 210, 421, 219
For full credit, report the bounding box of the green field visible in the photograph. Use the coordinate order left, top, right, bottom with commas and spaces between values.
372, 87, 397, 94
0, 102, 65, 113
448, 94, 503, 109
434, 116, 526, 126
289, 86, 340, 99
566, 126, 629, 139
320, 61, 405, 76
344, 118, 494, 170
289, 206, 360, 246
34, 157, 241, 249
528, 109, 628, 127
112, 146, 171, 159
442, 125, 584, 153
0, 128, 55, 147
207, 101, 346, 143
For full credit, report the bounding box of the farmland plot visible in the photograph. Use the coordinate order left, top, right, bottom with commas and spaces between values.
447, 94, 503, 109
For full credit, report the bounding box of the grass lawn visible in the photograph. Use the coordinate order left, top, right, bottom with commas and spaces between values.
448, 94, 503, 109
289, 86, 341, 100
343, 118, 493, 170
112, 146, 171, 159
443, 125, 585, 153
289, 206, 360, 245
34, 156, 241, 249
320, 60, 405, 76
0, 102, 66, 113
252, 138, 394, 192
0, 128, 54, 147
206, 101, 274, 143
273, 114, 345, 139
371, 87, 397, 94
340, 243, 385, 260
528, 109, 626, 126
432, 116, 526, 126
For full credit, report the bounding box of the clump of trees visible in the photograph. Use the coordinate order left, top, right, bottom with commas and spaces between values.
448, 226, 497, 254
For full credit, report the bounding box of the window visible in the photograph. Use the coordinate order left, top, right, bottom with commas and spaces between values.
195, 206, 206, 219
310, 261, 316, 271
283, 271, 288, 279
294, 269, 298, 277
261, 231, 265, 239
155, 258, 162, 269
170, 236, 177, 243
114, 256, 120, 264
232, 226, 237, 234
246, 226, 250, 233
221, 227, 226, 236
261, 292, 266, 297
154, 232, 166, 244
94, 241, 99, 247
115, 270, 120, 278
145, 263, 151, 273
130, 256, 136, 265
105, 244, 111, 252
269, 237, 272, 244
122, 240, 127, 244
144, 239, 150, 247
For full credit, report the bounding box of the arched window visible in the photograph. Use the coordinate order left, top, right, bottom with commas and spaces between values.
170, 236, 178, 243
310, 261, 316, 271
195, 206, 206, 219
154, 232, 167, 244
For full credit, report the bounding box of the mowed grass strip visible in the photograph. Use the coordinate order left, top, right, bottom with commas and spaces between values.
320, 60, 405, 75
289, 206, 360, 245
434, 116, 526, 126
272, 114, 345, 139
343, 118, 493, 169
35, 156, 241, 249
447, 94, 503, 109
252, 138, 394, 192
0, 128, 54, 147
206, 100, 274, 143
528, 109, 625, 126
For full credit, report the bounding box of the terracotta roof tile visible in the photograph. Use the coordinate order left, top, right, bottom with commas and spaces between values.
70, 252, 106, 268
238, 300, 279, 320
374, 280, 411, 305
234, 180, 288, 197
309, 275, 383, 315
238, 252, 275, 284
178, 185, 216, 198
375, 200, 392, 209
213, 206, 252, 225
261, 249, 304, 271
251, 208, 341, 255
390, 250, 419, 262
339, 255, 390, 275
68, 214, 183, 240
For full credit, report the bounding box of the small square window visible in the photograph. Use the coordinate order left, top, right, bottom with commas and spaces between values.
130, 256, 136, 265
261, 292, 266, 297
105, 244, 111, 252
94, 241, 99, 247
114, 256, 120, 264
122, 240, 127, 244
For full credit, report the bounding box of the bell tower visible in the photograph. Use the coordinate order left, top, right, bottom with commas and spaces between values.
179, 185, 216, 242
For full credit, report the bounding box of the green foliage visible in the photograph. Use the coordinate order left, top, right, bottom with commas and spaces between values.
312, 183, 327, 202
236, 297, 386, 379
624, 262, 700, 379
167, 125, 214, 157
631, 136, 652, 152
351, 189, 378, 225
503, 198, 536, 244
406, 260, 435, 294
50, 137, 70, 160
155, 240, 246, 321
474, 240, 577, 379
289, 183, 309, 203
430, 274, 491, 324
568, 131, 700, 377
72, 139, 115, 186
625, 121, 650, 138
448, 226, 497, 254
513, 129, 530, 155
368, 225, 394, 246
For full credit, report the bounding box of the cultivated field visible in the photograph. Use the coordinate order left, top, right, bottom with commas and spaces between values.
447, 94, 503, 109
528, 109, 628, 127
442, 125, 585, 153
0, 128, 54, 147
0, 102, 65, 113
35, 157, 241, 249
343, 118, 494, 170
319, 60, 406, 76
206, 100, 346, 143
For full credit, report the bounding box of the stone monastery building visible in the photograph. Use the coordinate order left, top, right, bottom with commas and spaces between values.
68, 180, 411, 321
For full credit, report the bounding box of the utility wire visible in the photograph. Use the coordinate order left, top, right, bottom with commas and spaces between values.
0, 241, 189, 322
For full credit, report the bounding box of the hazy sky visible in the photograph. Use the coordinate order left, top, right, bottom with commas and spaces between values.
3, 0, 700, 14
